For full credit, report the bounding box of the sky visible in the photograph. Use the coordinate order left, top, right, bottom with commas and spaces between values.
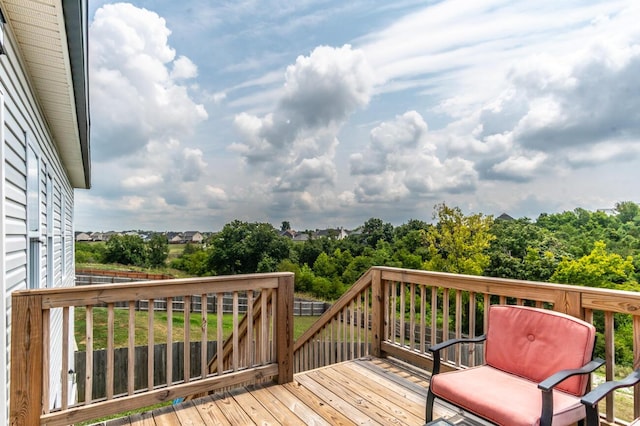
76, 0, 640, 232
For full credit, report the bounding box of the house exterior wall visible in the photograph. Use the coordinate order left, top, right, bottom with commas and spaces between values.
0, 17, 77, 422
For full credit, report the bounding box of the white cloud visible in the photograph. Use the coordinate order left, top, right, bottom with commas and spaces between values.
490, 153, 548, 181
171, 55, 198, 79
232, 44, 373, 195
90, 3, 207, 159
181, 148, 207, 182
122, 174, 163, 188
349, 111, 477, 201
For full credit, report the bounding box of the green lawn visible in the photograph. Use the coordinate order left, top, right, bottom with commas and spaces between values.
74, 307, 319, 351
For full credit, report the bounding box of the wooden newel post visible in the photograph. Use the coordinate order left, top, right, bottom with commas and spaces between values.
10, 293, 44, 426
276, 273, 294, 384
370, 269, 384, 358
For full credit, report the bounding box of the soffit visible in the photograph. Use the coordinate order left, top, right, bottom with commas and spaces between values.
1, 0, 88, 188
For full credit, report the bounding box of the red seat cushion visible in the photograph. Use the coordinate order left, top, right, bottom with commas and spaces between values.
430, 366, 586, 426
485, 305, 596, 396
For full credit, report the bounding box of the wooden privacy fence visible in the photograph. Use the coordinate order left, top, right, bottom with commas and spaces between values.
75, 269, 173, 281
294, 266, 640, 425
74, 341, 218, 401
10, 272, 294, 426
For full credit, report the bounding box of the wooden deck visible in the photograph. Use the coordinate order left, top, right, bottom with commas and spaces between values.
94, 357, 472, 426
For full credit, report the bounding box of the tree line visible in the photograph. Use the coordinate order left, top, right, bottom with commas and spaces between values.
77, 201, 640, 297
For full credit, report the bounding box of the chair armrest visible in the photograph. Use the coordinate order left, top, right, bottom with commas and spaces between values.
537, 358, 604, 426
581, 369, 640, 407
538, 358, 605, 391
428, 335, 486, 375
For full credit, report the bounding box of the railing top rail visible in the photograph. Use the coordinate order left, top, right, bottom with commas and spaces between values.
13, 272, 294, 309
375, 266, 640, 315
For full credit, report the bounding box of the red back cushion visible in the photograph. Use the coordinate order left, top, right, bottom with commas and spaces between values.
485, 305, 596, 396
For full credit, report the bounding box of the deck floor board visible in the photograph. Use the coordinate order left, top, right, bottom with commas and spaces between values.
99, 357, 466, 426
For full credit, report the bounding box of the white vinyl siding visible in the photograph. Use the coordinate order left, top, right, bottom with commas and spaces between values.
0, 17, 78, 418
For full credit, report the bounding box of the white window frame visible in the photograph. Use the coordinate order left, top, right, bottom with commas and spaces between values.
46, 172, 53, 289
26, 137, 41, 289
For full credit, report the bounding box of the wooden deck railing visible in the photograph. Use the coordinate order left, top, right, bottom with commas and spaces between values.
10, 272, 294, 426
294, 266, 640, 425
10, 267, 640, 425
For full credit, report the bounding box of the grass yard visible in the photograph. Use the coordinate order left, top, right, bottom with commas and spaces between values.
74, 307, 319, 351
167, 243, 187, 260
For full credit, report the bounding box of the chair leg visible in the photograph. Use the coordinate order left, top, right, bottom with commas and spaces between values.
584, 405, 600, 426
426, 387, 436, 422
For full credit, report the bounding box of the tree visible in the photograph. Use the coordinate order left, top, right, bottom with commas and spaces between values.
147, 233, 169, 267
423, 203, 495, 275
207, 220, 290, 275
75, 242, 106, 264
485, 218, 565, 281
170, 248, 209, 276
551, 241, 637, 290
104, 234, 147, 266
616, 201, 640, 223
281, 221, 291, 231
313, 252, 336, 278
361, 217, 394, 248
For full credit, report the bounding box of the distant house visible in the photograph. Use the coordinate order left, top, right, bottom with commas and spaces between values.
169, 233, 183, 244
183, 231, 204, 243
0, 0, 90, 420
496, 213, 515, 221
314, 227, 349, 240
280, 229, 296, 239
75, 232, 92, 242
293, 233, 310, 242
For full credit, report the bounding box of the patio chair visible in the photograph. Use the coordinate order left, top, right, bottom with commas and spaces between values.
581, 369, 640, 426
426, 305, 604, 426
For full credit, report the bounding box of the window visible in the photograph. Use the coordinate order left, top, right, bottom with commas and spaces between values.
46, 173, 53, 288
27, 142, 40, 289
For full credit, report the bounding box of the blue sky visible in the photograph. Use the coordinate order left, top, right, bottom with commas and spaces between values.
76, 0, 640, 232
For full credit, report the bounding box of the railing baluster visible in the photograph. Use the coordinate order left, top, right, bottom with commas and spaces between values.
350, 298, 355, 358
128, 301, 135, 395
634, 315, 640, 419
61, 306, 69, 410
85, 305, 93, 404
167, 297, 173, 386
455, 290, 462, 366
217, 292, 224, 374
364, 288, 370, 356
147, 298, 154, 390
420, 285, 426, 354
184, 296, 191, 382
357, 292, 362, 358
442, 288, 450, 362
247, 291, 254, 368
431, 287, 437, 346
469, 292, 476, 367
233, 291, 239, 370
409, 283, 416, 351
605, 311, 615, 423
399, 281, 405, 347
106, 303, 115, 399
261, 290, 269, 365
201, 293, 207, 379
42, 309, 50, 413
392, 281, 398, 345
